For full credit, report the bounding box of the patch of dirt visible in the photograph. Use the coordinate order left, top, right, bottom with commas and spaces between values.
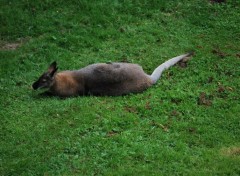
171, 98, 182, 104
0, 38, 29, 51
207, 76, 214, 83
107, 130, 119, 137
16, 81, 24, 87
119, 27, 126, 33
170, 110, 180, 117
212, 48, 228, 58
177, 53, 194, 68
221, 146, 240, 157
236, 53, 240, 58
188, 127, 197, 134
217, 85, 226, 93
145, 101, 151, 110
198, 92, 212, 106
178, 61, 188, 68
0, 43, 21, 50
124, 106, 138, 114
215, 83, 233, 98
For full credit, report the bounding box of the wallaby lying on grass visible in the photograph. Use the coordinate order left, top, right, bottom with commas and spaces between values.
32, 53, 193, 97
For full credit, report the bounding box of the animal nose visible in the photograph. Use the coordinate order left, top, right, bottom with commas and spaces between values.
32, 82, 38, 90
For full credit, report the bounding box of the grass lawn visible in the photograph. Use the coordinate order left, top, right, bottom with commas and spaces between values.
1, 0, 240, 175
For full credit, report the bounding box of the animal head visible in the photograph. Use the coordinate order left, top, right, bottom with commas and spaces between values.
32, 61, 58, 90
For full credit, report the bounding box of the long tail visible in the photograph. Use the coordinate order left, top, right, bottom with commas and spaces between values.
150, 52, 193, 84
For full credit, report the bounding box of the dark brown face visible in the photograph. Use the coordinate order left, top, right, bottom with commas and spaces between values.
32, 61, 58, 90
32, 72, 53, 90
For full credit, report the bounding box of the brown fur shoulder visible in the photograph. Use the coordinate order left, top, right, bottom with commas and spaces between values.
51, 71, 85, 97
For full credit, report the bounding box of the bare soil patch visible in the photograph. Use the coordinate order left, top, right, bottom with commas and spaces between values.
221, 146, 240, 157
0, 38, 29, 51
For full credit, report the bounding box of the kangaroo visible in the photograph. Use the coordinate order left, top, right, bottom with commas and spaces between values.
32, 53, 193, 97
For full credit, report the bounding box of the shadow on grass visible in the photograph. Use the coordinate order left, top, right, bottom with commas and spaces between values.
31, 91, 65, 100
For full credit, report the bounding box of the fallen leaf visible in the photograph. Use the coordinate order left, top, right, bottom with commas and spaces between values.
226, 86, 233, 91
151, 121, 169, 132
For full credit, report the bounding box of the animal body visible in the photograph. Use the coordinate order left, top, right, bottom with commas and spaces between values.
32, 53, 193, 97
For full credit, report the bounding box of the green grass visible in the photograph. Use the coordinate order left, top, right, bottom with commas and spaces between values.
1, 0, 240, 175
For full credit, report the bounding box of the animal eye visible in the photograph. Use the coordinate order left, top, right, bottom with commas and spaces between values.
42, 79, 47, 82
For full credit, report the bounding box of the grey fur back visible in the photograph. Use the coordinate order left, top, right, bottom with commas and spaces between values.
73, 52, 192, 96
77, 62, 153, 96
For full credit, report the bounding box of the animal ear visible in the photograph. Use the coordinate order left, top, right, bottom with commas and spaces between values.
48, 61, 58, 76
